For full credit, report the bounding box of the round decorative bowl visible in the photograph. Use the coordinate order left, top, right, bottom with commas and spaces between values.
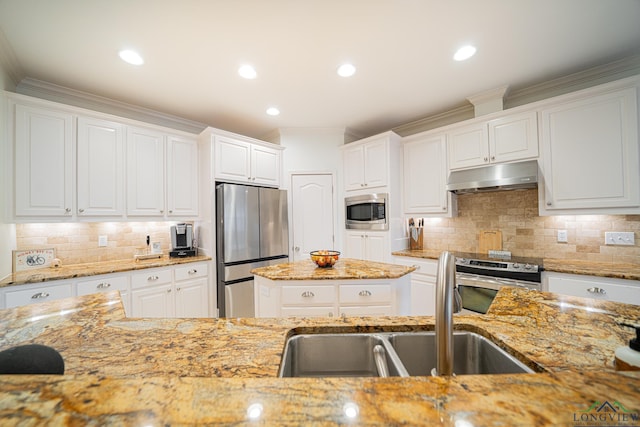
310, 250, 340, 268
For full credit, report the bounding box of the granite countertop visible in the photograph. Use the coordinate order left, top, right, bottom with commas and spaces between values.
0, 255, 212, 288
0, 288, 639, 424
251, 258, 416, 280
392, 249, 640, 281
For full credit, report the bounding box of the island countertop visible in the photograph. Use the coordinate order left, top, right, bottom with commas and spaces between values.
251, 258, 416, 280
0, 288, 639, 425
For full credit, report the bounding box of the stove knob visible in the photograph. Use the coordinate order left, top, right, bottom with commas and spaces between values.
524, 264, 533, 270
458, 258, 468, 265
512, 263, 520, 269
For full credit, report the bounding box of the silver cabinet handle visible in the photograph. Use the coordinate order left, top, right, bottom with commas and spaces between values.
587, 287, 606, 295
546, 201, 552, 206
96, 283, 111, 289
188, 269, 197, 275
31, 292, 50, 299
148, 275, 159, 281
359, 290, 372, 297
301, 291, 315, 298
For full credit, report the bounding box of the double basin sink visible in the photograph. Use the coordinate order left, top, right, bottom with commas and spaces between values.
279, 331, 535, 377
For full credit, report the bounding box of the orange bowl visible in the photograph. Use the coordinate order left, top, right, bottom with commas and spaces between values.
310, 250, 340, 268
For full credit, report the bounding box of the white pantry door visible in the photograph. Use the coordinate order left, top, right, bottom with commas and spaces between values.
291, 174, 335, 261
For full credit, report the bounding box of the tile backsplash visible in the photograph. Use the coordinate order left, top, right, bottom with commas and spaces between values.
15, 222, 188, 265
415, 189, 640, 264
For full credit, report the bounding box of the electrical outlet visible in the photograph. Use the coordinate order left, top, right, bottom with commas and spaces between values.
605, 231, 635, 246
98, 235, 108, 247
557, 230, 568, 243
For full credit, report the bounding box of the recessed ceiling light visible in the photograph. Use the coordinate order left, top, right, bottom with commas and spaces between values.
453, 45, 477, 61
238, 64, 257, 79
119, 49, 144, 65
337, 63, 356, 77
266, 107, 280, 116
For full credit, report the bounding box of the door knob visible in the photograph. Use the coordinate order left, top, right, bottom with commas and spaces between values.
294, 246, 300, 252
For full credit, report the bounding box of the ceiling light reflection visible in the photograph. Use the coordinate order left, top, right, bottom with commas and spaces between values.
453, 45, 476, 61
247, 403, 263, 420
337, 63, 356, 77
343, 402, 359, 419
266, 107, 280, 116
238, 65, 257, 79
119, 49, 144, 65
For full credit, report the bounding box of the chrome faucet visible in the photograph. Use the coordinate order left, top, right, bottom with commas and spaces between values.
435, 251, 462, 376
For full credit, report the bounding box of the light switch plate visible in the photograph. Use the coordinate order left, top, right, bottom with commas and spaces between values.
605, 231, 635, 246
557, 230, 568, 243
98, 235, 108, 247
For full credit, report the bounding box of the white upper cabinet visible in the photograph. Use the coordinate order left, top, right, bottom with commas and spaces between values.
214, 135, 281, 187
539, 81, 640, 214
126, 126, 166, 216
167, 134, 199, 217
77, 116, 124, 217
448, 111, 538, 170
14, 103, 74, 217
343, 137, 389, 191
402, 132, 455, 215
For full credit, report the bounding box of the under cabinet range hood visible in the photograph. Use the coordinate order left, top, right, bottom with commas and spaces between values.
446, 160, 538, 194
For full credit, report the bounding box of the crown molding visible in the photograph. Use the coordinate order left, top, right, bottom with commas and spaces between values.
0, 28, 24, 87
16, 78, 208, 134
393, 53, 640, 137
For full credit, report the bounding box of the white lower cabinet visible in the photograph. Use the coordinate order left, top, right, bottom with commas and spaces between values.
4, 281, 74, 309
345, 231, 389, 263
254, 276, 408, 318
0, 262, 211, 317
130, 263, 210, 318
392, 256, 437, 316
544, 272, 640, 306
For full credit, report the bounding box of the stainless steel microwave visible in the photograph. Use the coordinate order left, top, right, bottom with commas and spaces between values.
345, 193, 388, 230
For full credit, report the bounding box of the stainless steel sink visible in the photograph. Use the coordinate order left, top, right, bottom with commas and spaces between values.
279, 331, 534, 377
387, 331, 534, 375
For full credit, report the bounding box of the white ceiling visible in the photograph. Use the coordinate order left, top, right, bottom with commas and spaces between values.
1, 0, 640, 139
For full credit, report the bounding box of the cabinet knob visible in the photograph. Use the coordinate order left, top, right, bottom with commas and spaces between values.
484, 157, 488, 162
587, 287, 606, 295
177, 287, 181, 291
169, 210, 173, 214
188, 269, 197, 275
491, 156, 495, 160
65, 208, 71, 213
31, 292, 50, 299
78, 208, 85, 213
294, 246, 300, 252
359, 290, 372, 297
546, 202, 552, 206
97, 282, 111, 289
167, 289, 172, 293
328, 312, 334, 317
341, 313, 346, 318
160, 210, 164, 214
148, 275, 159, 281
301, 291, 315, 298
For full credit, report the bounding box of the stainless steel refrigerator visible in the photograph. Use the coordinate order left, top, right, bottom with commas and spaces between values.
216, 183, 289, 317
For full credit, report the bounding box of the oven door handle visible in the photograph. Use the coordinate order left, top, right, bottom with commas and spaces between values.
456, 272, 537, 290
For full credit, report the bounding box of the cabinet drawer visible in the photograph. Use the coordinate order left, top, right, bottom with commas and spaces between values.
281, 285, 336, 305
281, 306, 336, 318
548, 276, 640, 305
5, 283, 73, 308
77, 276, 128, 296
131, 268, 172, 289
174, 262, 208, 281
339, 283, 392, 304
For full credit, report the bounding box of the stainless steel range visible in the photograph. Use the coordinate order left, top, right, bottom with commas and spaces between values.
454, 253, 543, 314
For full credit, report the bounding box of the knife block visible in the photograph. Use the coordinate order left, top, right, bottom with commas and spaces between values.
409, 226, 423, 250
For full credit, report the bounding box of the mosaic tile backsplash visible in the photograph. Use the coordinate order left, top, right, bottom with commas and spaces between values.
15, 222, 188, 265
412, 189, 640, 264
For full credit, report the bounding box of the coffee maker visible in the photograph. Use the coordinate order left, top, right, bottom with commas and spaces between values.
170, 223, 196, 257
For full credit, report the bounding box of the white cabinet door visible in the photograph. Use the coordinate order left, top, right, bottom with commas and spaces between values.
540, 86, 639, 212
77, 274, 130, 315
14, 104, 74, 217
403, 133, 450, 214
345, 231, 366, 260
343, 144, 366, 191
167, 134, 198, 217
365, 233, 388, 263
410, 279, 435, 316
131, 283, 174, 318
252, 144, 281, 186
77, 116, 124, 217
214, 136, 251, 182
175, 278, 209, 318
127, 127, 165, 216
488, 111, 538, 164
339, 305, 394, 317
447, 123, 488, 170
363, 138, 388, 189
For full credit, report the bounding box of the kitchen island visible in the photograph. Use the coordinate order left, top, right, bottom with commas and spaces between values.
0, 288, 639, 425
251, 258, 416, 317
